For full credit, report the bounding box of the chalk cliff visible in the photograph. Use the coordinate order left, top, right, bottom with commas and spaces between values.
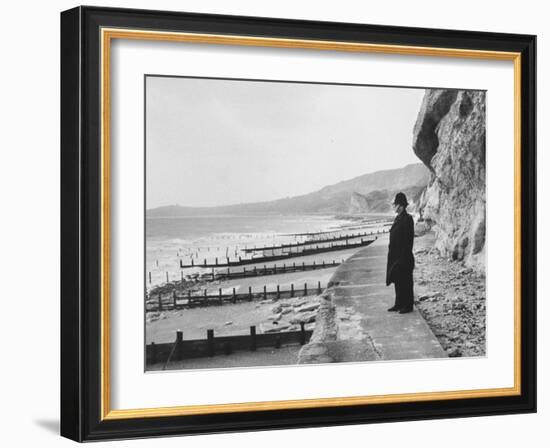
413, 90, 486, 268
348, 186, 425, 215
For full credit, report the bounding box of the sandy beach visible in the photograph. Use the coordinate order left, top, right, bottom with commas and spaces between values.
145, 223, 486, 370
145, 247, 362, 345
145, 215, 393, 369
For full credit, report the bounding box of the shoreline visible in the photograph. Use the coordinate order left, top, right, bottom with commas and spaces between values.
145, 217, 391, 369
145, 213, 392, 291
146, 219, 486, 369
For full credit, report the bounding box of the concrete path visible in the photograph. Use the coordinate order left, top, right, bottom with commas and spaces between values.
328, 235, 447, 361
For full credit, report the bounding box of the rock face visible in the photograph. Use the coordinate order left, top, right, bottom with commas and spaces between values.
358, 185, 426, 214
348, 192, 370, 213
413, 90, 486, 268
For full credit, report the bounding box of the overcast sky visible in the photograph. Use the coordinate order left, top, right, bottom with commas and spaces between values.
146, 76, 425, 209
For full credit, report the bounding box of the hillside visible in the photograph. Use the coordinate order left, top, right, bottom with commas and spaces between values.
147, 163, 430, 217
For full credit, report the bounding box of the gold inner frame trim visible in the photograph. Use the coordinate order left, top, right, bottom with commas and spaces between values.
100, 27, 522, 421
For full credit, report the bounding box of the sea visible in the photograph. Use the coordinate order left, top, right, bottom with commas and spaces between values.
145, 214, 361, 289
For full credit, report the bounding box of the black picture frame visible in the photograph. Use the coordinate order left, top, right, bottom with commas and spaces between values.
61, 5, 536, 442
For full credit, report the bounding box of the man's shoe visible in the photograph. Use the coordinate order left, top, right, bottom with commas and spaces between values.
387, 305, 400, 312
398, 308, 413, 314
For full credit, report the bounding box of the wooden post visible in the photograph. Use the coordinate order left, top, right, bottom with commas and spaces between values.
150, 342, 157, 365
215, 257, 218, 266
322, 261, 325, 268
232, 288, 236, 304
158, 294, 163, 311
148, 272, 152, 284
204, 289, 207, 303
263, 285, 267, 300
300, 322, 306, 345
248, 286, 252, 301
250, 326, 257, 351
207, 329, 214, 357
291, 283, 294, 297
274, 263, 277, 274
254, 266, 257, 276
191, 258, 194, 267
219, 288, 222, 304
172, 290, 177, 309
277, 285, 280, 299
317, 281, 321, 294
223, 342, 232, 355
176, 330, 183, 361
166, 272, 169, 282
304, 283, 308, 296
204, 258, 206, 265
180, 270, 184, 281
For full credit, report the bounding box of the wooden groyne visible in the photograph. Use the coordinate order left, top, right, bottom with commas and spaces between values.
284, 219, 392, 237
240, 230, 382, 253
149, 259, 341, 286
147, 281, 326, 311
205, 259, 342, 281
180, 238, 376, 268
147, 325, 313, 366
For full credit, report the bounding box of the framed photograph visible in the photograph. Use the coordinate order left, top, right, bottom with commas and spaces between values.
60, 6, 536, 441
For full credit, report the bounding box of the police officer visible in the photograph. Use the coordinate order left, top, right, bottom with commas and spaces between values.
386, 192, 415, 314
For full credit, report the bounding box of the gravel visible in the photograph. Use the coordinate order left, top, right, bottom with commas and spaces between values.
413, 232, 486, 358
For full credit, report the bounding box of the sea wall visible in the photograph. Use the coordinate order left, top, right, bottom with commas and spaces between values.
413, 90, 486, 269
297, 290, 338, 364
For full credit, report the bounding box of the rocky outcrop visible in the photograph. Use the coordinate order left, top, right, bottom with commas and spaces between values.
413, 90, 486, 269
360, 186, 426, 214
346, 185, 428, 215
348, 192, 370, 213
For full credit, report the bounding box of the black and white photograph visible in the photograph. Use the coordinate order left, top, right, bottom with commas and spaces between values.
0, 0, 543, 444
144, 76, 487, 371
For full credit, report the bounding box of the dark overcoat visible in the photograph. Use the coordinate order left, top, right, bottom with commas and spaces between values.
386, 210, 415, 286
